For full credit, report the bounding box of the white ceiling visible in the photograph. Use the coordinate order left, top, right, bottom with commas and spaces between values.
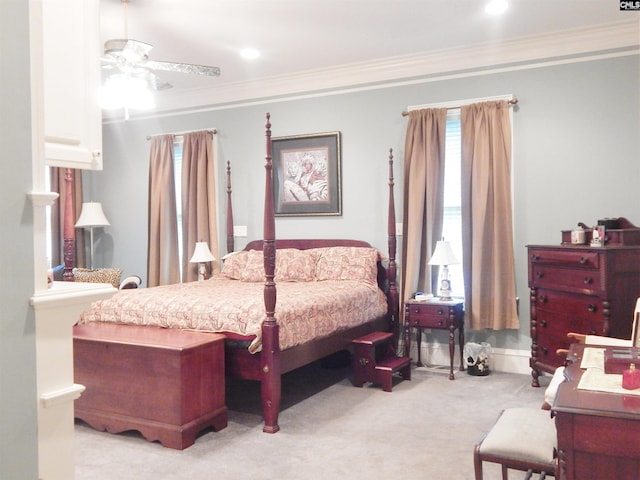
99, 0, 638, 116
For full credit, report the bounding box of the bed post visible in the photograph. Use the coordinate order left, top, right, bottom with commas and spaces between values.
387, 149, 399, 349
261, 113, 281, 434
63, 167, 76, 281
226, 161, 234, 254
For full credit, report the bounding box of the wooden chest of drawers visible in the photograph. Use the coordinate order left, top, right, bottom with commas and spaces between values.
527, 244, 640, 386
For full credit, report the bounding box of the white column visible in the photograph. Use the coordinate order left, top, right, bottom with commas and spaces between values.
31, 281, 116, 480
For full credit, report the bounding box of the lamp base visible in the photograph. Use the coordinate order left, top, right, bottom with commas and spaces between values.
198, 263, 208, 281
437, 264, 453, 299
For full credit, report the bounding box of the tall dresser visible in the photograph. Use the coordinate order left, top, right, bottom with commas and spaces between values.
527, 244, 640, 386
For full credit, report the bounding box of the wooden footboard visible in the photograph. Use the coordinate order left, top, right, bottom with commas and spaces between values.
225, 315, 389, 381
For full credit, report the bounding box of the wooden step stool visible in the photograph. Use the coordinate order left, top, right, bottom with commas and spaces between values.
352, 331, 411, 392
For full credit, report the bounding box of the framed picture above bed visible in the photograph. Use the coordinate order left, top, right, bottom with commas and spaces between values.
272, 131, 342, 216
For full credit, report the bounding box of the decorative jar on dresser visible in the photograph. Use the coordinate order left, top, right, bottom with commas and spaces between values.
527, 244, 640, 387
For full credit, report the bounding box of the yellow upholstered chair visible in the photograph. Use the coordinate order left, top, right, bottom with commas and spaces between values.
72, 268, 123, 289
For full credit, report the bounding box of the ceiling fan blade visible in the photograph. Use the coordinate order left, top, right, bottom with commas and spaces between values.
121, 39, 153, 62
104, 38, 153, 63
144, 60, 221, 77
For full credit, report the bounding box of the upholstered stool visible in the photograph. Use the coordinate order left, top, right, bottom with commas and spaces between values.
474, 407, 557, 480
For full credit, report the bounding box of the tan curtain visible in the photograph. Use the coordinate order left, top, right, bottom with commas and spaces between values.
50, 167, 85, 268
461, 100, 519, 330
401, 108, 448, 304
147, 134, 180, 287
181, 131, 219, 282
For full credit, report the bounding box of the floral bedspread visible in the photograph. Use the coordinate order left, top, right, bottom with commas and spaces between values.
78, 276, 388, 353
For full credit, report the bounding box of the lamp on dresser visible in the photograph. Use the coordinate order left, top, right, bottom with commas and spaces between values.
75, 202, 110, 269
190, 242, 215, 281
428, 239, 459, 300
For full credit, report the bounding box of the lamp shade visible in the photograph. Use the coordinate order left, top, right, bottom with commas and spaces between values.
75, 202, 110, 227
190, 242, 215, 263
428, 240, 459, 266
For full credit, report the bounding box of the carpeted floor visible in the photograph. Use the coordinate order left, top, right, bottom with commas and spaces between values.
75, 359, 550, 480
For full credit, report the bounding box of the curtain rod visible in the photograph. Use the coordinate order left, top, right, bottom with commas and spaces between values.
401, 98, 518, 117
146, 128, 217, 140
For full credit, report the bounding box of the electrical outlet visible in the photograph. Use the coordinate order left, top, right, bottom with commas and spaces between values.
233, 225, 247, 237
395, 223, 403, 236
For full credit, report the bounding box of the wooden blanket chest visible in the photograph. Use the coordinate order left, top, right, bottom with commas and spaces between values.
73, 323, 227, 449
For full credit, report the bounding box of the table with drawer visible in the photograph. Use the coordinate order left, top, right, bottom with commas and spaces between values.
527, 244, 640, 387
404, 298, 464, 380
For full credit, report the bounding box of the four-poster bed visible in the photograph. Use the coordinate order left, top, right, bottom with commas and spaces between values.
73, 113, 400, 437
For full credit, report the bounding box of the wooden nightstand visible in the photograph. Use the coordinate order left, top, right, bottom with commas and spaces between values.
404, 298, 465, 380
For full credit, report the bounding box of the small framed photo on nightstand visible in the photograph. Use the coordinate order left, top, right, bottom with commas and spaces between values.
590, 225, 605, 247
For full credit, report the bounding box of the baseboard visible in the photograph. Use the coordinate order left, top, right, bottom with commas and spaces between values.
418, 342, 532, 376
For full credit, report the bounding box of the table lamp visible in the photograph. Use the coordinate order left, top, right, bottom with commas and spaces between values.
75, 202, 110, 269
428, 239, 460, 300
190, 242, 215, 281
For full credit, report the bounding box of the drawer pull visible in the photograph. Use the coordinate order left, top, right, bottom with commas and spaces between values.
583, 277, 592, 285
531, 254, 540, 261
536, 271, 543, 279
437, 309, 444, 315
539, 319, 547, 328
437, 320, 444, 326
579, 256, 588, 265
541, 347, 548, 356
538, 295, 547, 304
587, 304, 596, 313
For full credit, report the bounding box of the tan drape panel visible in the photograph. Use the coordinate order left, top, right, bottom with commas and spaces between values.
50, 167, 85, 268
401, 108, 448, 304
461, 100, 519, 330
181, 131, 219, 282
147, 134, 180, 287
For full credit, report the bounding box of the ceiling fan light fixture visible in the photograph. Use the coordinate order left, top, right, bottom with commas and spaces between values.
99, 74, 155, 111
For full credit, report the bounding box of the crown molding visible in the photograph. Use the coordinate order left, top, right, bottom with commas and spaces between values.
106, 20, 639, 121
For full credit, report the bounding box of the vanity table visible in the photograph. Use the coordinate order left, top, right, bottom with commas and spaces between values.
553, 343, 640, 479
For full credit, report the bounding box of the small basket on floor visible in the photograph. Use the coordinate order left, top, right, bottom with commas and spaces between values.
464, 342, 491, 376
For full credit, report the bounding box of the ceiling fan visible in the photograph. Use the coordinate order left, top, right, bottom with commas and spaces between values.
101, 0, 221, 93
101, 38, 221, 91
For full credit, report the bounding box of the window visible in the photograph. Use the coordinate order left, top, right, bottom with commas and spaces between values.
442, 113, 464, 297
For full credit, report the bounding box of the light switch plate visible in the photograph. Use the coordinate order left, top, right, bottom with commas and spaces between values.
233, 225, 247, 237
